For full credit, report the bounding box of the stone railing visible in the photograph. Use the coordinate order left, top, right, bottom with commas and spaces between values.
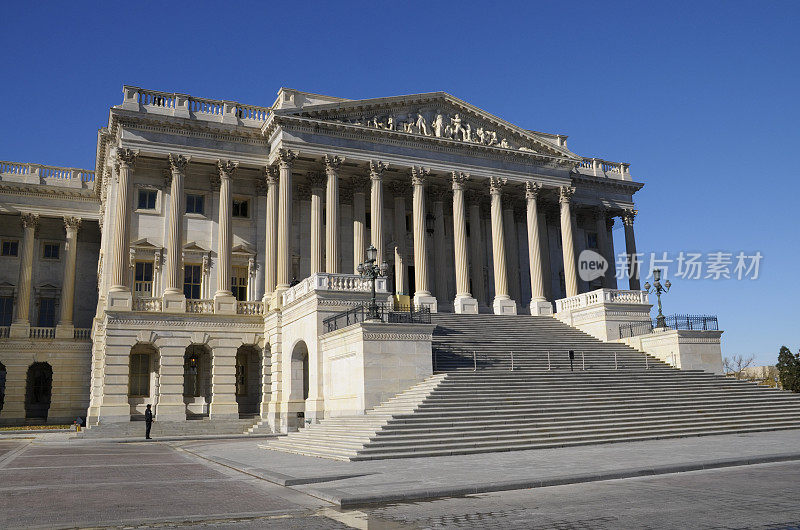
555, 288, 649, 313
236, 300, 264, 316
576, 157, 631, 181
120, 86, 272, 128
30, 327, 56, 339
282, 273, 389, 306
74, 328, 92, 340
0, 160, 96, 188
132, 297, 163, 312
186, 299, 214, 314
0, 326, 9, 338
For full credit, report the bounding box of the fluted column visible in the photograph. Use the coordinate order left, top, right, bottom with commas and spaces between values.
275, 149, 295, 301
263, 167, 278, 300
525, 182, 551, 315
594, 206, 611, 288
489, 177, 516, 314
390, 182, 408, 295
324, 155, 343, 273
559, 185, 579, 298
10, 213, 39, 337
467, 191, 487, 309
451, 172, 478, 313
502, 194, 521, 309
369, 161, 385, 265
605, 216, 618, 288
622, 209, 641, 290
431, 187, 450, 309
164, 154, 188, 296
109, 148, 137, 296
309, 172, 325, 275
214, 161, 237, 314
350, 175, 367, 272
410, 167, 437, 312
57, 217, 81, 331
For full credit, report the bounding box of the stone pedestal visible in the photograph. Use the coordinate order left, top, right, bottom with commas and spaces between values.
454, 295, 479, 314
55, 323, 75, 339
9, 322, 30, 339
106, 290, 132, 311
493, 297, 518, 315
530, 300, 553, 316
213, 293, 237, 315
413, 292, 438, 313
162, 291, 187, 313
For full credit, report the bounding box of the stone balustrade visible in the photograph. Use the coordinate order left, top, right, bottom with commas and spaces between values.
576, 157, 631, 181
29, 327, 56, 339
132, 297, 163, 312
0, 160, 95, 188
186, 299, 214, 314
282, 273, 389, 306
555, 288, 649, 313
74, 328, 92, 340
0, 326, 9, 338
120, 86, 272, 128
236, 300, 264, 316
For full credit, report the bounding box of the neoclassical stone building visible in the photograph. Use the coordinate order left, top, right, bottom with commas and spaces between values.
0, 86, 650, 429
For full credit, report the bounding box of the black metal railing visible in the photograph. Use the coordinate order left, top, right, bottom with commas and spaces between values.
322, 304, 432, 333
619, 314, 719, 339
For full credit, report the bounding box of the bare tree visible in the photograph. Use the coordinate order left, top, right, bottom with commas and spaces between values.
723, 354, 756, 379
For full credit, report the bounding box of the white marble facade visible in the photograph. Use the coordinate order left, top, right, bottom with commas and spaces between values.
0, 86, 645, 427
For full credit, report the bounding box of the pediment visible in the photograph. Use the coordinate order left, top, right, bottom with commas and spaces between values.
232, 243, 255, 256
131, 238, 160, 249
182, 241, 209, 253
277, 92, 579, 160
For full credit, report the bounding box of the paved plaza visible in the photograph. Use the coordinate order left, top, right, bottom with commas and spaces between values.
1, 430, 800, 528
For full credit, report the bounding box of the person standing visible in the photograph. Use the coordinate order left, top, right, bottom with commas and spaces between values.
144, 404, 153, 440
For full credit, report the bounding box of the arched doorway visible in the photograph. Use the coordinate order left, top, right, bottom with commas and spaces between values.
235, 345, 261, 416
0, 362, 6, 414
184, 345, 211, 417
25, 362, 52, 420
291, 341, 309, 402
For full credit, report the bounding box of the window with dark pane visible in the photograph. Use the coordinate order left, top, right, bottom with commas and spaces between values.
137, 189, 157, 210
134, 261, 154, 296
0, 296, 13, 326
231, 266, 248, 301
37, 298, 56, 327
232, 199, 249, 218
43, 243, 60, 260
186, 193, 205, 215
1, 240, 18, 256
183, 264, 202, 299
129, 353, 150, 397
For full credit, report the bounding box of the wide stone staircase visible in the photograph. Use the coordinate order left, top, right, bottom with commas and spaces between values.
78, 416, 260, 439
264, 314, 800, 460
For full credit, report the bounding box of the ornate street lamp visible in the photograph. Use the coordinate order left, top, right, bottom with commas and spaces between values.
357, 244, 389, 320
643, 268, 671, 328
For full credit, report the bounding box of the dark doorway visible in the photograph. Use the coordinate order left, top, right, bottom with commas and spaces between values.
0, 362, 6, 414
25, 362, 52, 419
408, 265, 416, 298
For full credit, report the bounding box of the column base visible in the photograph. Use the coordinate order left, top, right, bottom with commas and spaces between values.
9, 321, 30, 339
453, 295, 479, 314
107, 290, 133, 311
96, 404, 132, 423
530, 299, 554, 316
154, 403, 186, 422
214, 293, 237, 315
413, 293, 438, 313
162, 291, 187, 313
55, 323, 74, 339
493, 296, 518, 315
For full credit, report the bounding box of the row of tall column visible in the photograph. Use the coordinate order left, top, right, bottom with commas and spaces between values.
8, 213, 83, 338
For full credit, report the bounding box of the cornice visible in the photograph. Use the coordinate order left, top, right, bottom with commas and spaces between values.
570, 172, 644, 194
0, 182, 101, 203
112, 112, 268, 146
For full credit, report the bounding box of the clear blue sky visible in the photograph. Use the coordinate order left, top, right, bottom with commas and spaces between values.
2, 1, 798, 365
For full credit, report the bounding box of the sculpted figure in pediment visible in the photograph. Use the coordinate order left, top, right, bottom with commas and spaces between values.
451, 114, 462, 139
387, 115, 395, 130
404, 113, 416, 133
462, 122, 472, 142
488, 131, 499, 146
500, 138, 510, 149
476, 127, 486, 144
432, 111, 445, 137
416, 113, 430, 136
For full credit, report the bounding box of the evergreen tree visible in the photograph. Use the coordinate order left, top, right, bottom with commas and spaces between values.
776, 346, 800, 392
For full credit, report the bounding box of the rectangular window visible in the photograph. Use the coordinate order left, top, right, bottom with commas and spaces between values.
232, 199, 249, 218
183, 264, 202, 300
587, 232, 599, 249
1, 240, 19, 257
129, 353, 150, 397
137, 189, 157, 210
134, 261, 154, 297
37, 298, 56, 327
42, 243, 60, 260
186, 193, 205, 215
0, 296, 13, 326
231, 266, 248, 302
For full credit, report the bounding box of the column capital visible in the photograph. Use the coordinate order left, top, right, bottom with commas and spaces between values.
350, 173, 370, 192
559, 185, 576, 205
265, 165, 278, 185
21, 213, 40, 230
451, 171, 470, 190
488, 176, 508, 195
369, 160, 386, 180
323, 154, 344, 174
168, 153, 190, 174
276, 148, 296, 169
116, 148, 139, 168
217, 159, 239, 179
307, 171, 326, 191
622, 208, 637, 226
63, 216, 82, 233
524, 181, 541, 200
411, 166, 430, 186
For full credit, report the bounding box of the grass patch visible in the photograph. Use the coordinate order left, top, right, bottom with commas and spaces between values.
0, 425, 72, 431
